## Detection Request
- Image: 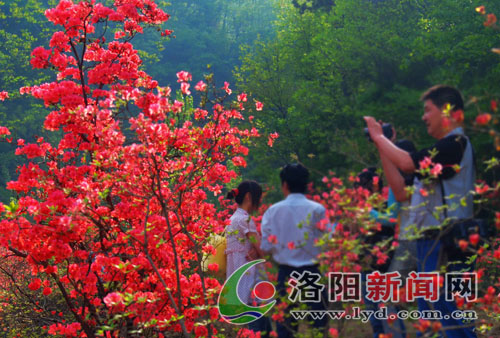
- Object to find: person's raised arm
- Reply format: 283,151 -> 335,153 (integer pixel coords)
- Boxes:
380,151 -> 409,202
364,116 -> 415,173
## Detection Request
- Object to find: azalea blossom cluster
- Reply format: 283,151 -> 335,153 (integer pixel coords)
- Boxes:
312,174 -> 393,274
0,1 -> 260,337
472,97 -> 500,152
476,5 -> 497,27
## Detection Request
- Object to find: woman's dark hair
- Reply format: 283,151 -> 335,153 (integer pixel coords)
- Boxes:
279,163 -> 309,193
395,139 -> 417,187
354,167 -> 383,193
227,180 -> 263,207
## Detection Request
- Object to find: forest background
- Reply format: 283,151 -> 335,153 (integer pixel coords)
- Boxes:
2,0 -> 500,200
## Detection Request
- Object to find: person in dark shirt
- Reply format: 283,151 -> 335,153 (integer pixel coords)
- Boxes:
364,85 -> 476,338
410,133 -> 468,179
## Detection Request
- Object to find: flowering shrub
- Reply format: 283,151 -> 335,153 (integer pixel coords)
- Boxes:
0,1 -> 260,337
312,174 -> 389,275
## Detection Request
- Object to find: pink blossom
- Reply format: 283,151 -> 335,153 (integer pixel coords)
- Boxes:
493,248 -> 500,260
232,156 -> 247,167
329,328 -> 339,338
430,163 -> 442,176
267,132 -> 279,147
181,82 -> 191,95
176,70 -> 192,83
267,235 -> 277,244
255,101 -> 263,111
287,241 -> 295,250
161,29 -> 173,37
19,87 -> 31,95
475,184 -> 489,194
15,143 -> 46,159
469,233 -> 480,246
207,263 -> 219,272
28,278 -> 42,291
194,108 -> 208,119
124,21 -> 143,34
195,326 -> 209,337
30,46 -> 51,69
172,100 -> 183,113
109,12 -> 125,21
49,31 -> 70,51
213,103 -> 223,112
48,322 -> 82,336
93,3 -> 114,21
103,292 -> 124,307
237,93 -> 247,102
0,91 -> 9,101
223,81 -> 232,95
114,31 -> 126,39
419,157 -> 432,169
476,113 -> 492,125
195,81 -> 207,91
316,219 -> 328,231
0,126 -> 10,136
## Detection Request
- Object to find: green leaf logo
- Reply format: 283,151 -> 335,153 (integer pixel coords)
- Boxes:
218,259 -> 276,324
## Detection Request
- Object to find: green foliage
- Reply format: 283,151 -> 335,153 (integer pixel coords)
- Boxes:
236,0 -> 500,188
140,0 -> 278,87
0,0 -> 56,202
292,0 -> 335,13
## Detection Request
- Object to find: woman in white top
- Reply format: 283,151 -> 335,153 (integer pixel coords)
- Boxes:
225,180 -> 264,304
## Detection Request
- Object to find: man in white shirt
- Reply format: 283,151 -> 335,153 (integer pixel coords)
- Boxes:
261,164 -> 328,338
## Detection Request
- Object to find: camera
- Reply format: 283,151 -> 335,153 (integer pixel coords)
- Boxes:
364,123 -> 393,142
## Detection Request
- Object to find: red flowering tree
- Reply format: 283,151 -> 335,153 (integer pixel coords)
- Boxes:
0,1 -> 259,337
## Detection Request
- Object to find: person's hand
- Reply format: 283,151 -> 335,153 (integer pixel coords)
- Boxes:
364,116 -> 383,142
246,247 -> 259,260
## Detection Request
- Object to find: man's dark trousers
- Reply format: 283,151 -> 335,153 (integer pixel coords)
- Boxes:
276,264 -> 327,338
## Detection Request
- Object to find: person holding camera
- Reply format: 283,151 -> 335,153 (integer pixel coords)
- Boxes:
364,85 -> 476,338
355,141 -> 416,338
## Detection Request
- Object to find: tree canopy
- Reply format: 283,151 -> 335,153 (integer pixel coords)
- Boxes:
236,0 -> 500,188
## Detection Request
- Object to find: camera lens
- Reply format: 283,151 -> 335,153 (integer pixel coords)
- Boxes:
364,123 -> 393,142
